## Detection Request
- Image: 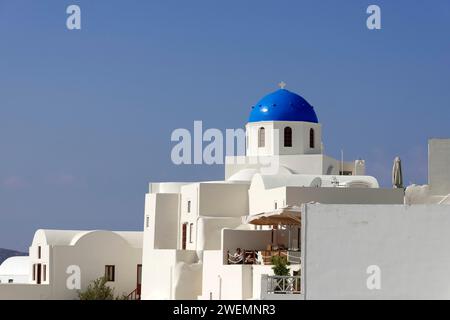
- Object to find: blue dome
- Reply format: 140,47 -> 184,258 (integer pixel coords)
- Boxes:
248,89 -> 319,123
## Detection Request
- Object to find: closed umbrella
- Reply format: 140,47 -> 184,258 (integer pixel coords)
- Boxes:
392,156 -> 403,189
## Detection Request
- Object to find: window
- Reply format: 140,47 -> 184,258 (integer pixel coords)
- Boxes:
187,200 -> 191,213
309,128 -> 315,148
284,127 -> 292,147
146,216 -> 150,228
274,202 -> 278,209
32,264 -> 36,281
189,223 -> 194,243
258,127 -> 265,148
38,246 -> 41,259
181,223 -> 188,250
8,279 -> 13,284
105,265 -> 115,282
42,265 -> 47,282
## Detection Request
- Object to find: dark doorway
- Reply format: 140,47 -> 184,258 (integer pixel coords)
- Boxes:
136,264 -> 142,298
36,264 -> 42,284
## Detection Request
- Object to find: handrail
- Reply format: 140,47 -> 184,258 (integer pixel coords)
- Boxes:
266,275 -> 301,294
227,251 -> 244,264
126,287 -> 141,300
227,249 -> 301,265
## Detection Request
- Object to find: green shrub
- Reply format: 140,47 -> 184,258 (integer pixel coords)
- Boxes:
271,255 -> 290,276
78,277 -> 116,300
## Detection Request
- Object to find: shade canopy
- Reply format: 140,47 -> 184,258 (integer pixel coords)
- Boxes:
243,206 -> 301,226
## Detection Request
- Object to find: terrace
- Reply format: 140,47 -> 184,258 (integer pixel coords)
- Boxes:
224,206 -> 301,266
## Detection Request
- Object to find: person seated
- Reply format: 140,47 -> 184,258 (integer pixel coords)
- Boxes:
228,248 -> 244,264
244,250 -> 256,264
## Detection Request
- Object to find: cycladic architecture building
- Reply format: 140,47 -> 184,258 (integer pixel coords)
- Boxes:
1,86 -> 450,299
0,230 -> 143,300
142,87 -> 450,300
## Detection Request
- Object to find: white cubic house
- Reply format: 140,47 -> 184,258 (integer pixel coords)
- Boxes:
0,230 -> 143,300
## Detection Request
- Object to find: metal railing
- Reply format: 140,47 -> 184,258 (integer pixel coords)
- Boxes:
126,287 -> 141,300
266,276 -> 301,294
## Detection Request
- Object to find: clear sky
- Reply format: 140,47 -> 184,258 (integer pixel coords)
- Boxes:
0,0 -> 449,251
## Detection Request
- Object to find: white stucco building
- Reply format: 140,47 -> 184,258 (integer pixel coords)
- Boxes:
142,86 -> 450,300
0,229 -> 143,300
0,256 -> 30,284
1,85 -> 450,300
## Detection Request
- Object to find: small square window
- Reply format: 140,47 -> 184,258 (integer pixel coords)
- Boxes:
105,265 -> 115,282
8,279 -> 13,284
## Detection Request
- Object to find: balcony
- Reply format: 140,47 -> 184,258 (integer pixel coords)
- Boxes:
260,275 -> 303,300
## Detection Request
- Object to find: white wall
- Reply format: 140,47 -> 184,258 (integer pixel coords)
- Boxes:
246,121 -> 322,156
302,203 -> 450,299
225,154 -> 361,179
13,230 -> 143,300
287,187 -> 404,206
197,217 -> 242,250
50,232 -> 142,299
199,183 -> 249,217
149,182 -> 190,194
429,139 -> 450,196
180,182 -> 249,250
249,186 -> 287,215
141,249 -> 200,300
180,184 -> 199,250
144,193 -> 180,250
0,275 -> 28,284
0,284 -> 51,300
200,251 -> 253,300
249,186 -> 403,216
29,243 -> 50,285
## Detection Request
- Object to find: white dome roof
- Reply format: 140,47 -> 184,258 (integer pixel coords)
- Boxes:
32,229 -> 143,248
0,256 -> 30,276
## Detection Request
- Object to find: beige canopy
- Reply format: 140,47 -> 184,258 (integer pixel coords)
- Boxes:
243,206 -> 302,226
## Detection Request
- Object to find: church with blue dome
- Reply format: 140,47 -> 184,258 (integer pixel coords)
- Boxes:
224,83 -> 366,178
244,85 -> 323,159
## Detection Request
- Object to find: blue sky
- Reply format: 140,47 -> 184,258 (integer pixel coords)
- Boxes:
0,0 -> 449,250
